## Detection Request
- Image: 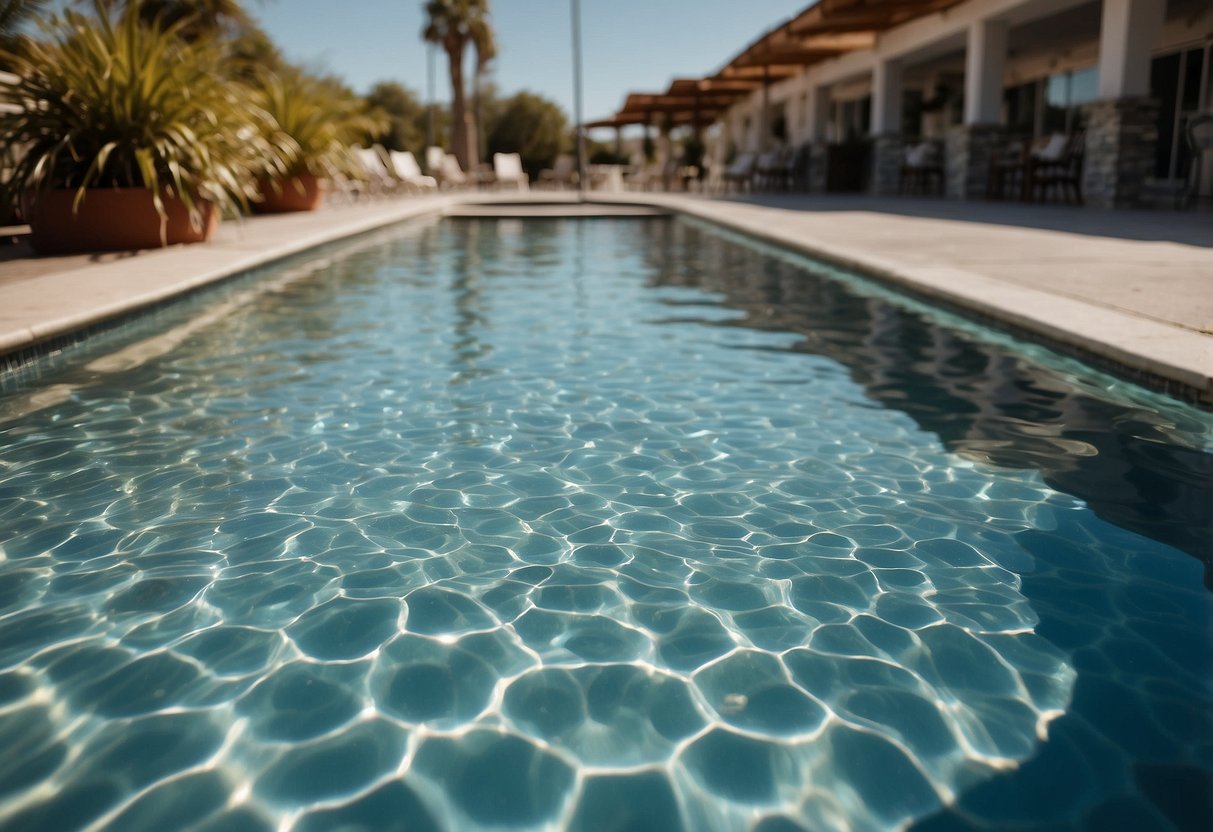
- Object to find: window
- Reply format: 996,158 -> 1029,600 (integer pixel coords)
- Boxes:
832,97 -> 871,142
1043,66 -> 1097,134
1004,81 -> 1038,136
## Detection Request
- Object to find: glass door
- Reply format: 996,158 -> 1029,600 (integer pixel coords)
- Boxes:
1151,45 -> 1211,183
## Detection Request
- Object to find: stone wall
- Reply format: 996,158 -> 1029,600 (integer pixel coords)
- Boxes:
945,125 -> 1003,200
1083,97 -> 1160,209
807,142 -> 829,193
871,134 -> 902,196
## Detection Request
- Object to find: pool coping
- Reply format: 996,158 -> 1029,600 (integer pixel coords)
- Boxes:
0,195 -> 462,373
1,191 -> 1209,407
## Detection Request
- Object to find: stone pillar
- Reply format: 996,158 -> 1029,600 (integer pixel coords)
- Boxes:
808,141 -> 829,192
1097,0 -> 1165,100
872,134 -> 902,196
964,19 -> 1008,127
761,66 -> 772,152
870,59 -> 903,196
1080,0 -> 1165,209
1083,97 -> 1160,208
946,124 -> 1004,199
871,59 -> 903,137
806,85 -> 831,145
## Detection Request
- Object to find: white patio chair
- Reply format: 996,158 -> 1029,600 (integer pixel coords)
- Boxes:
425,146 -> 446,177
440,153 -> 471,188
352,145 -> 402,196
388,150 -> 438,192
539,155 -> 576,189
626,163 -> 661,191
492,153 -> 529,191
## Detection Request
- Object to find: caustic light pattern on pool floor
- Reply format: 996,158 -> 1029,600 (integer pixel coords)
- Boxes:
0,219 -> 1209,831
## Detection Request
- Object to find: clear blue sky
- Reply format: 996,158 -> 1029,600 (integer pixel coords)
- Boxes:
251,1 -> 809,121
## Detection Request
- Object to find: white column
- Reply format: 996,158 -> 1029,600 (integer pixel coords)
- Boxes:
964,19 -> 1008,125
1097,0 -> 1165,99
807,85 -> 831,143
871,58 -> 903,135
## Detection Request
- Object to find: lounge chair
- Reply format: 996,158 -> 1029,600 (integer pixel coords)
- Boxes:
439,153 -> 471,189
388,150 -> 438,192
352,145 -> 402,196
425,146 -> 446,178
539,154 -> 576,189
492,153 -> 529,191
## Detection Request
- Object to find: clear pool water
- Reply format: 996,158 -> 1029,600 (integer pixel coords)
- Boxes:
0,217 -> 1209,832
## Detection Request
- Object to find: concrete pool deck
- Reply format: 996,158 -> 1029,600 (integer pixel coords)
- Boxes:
0,190 -> 1210,405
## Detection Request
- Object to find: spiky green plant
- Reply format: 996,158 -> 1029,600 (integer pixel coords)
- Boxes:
0,5 -> 281,227
253,68 -> 385,180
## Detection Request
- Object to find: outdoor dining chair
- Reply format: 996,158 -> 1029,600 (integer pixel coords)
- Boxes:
721,153 -> 756,193
1026,132 -> 1085,204
1183,113 -> 1213,209
898,139 -> 944,196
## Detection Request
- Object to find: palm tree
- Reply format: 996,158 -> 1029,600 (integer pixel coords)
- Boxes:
471,21 -> 495,166
422,0 -> 494,171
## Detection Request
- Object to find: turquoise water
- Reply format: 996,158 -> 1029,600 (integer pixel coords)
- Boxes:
0,217 -> 1209,831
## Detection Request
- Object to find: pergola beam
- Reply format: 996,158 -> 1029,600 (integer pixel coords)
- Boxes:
789,0 -> 963,37
597,0 -> 967,134
733,48 -> 852,69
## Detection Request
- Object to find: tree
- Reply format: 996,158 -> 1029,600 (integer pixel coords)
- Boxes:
0,0 -> 48,61
85,0 -> 257,41
364,81 -> 435,155
470,19 -> 495,166
422,0 -> 493,170
485,91 -> 568,181
225,21 -> 283,80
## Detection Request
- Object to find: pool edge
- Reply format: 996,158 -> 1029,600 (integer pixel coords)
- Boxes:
591,193 -> 1213,409
0,196 -> 466,377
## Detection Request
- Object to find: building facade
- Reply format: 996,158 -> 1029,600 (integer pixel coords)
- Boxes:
720,0 -> 1212,208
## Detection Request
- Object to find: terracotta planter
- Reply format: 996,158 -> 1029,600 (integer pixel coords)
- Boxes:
255,174 -> 327,214
27,188 -> 218,254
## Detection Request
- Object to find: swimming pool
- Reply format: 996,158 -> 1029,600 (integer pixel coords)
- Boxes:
0,216 -> 1209,831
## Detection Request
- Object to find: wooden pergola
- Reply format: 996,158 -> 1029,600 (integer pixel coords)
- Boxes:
584,1 -> 966,137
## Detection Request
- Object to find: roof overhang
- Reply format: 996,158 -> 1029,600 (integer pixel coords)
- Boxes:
591,0 -> 967,129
